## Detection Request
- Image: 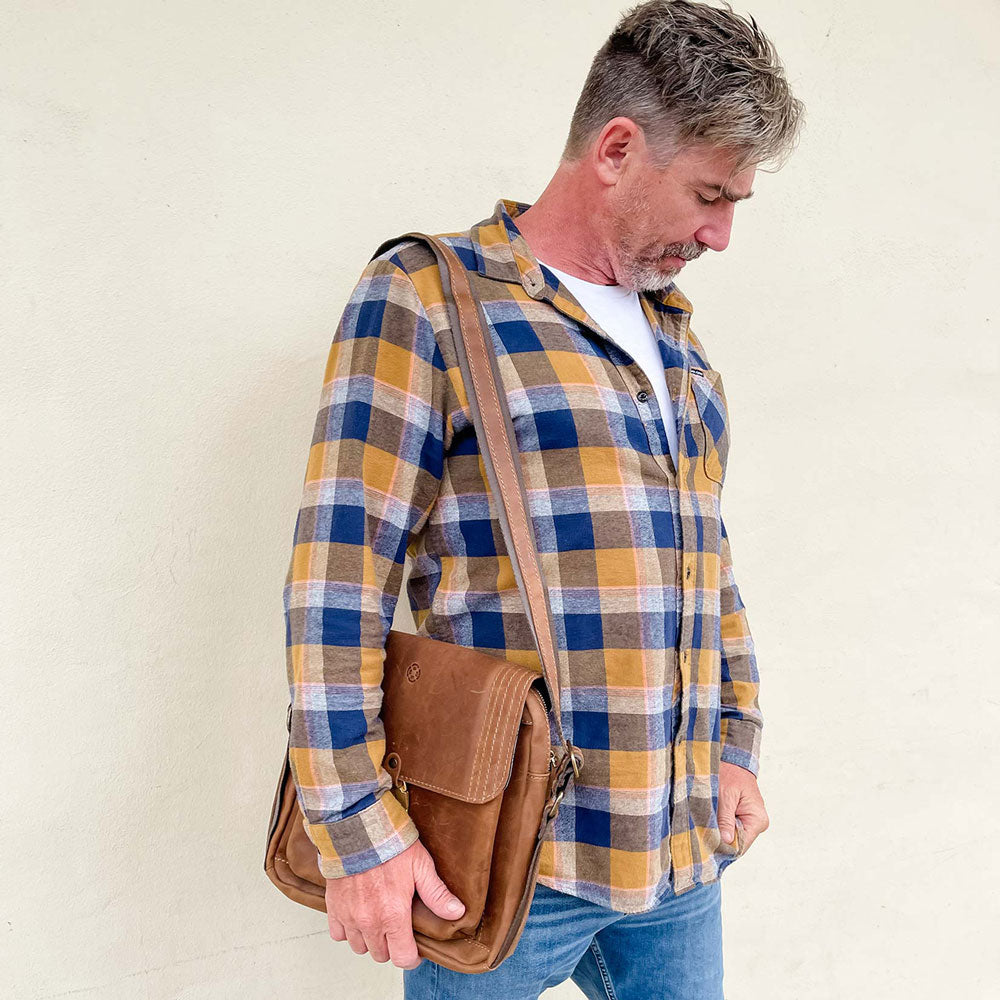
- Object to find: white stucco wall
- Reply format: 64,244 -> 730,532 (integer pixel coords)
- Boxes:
2,2 -> 997,997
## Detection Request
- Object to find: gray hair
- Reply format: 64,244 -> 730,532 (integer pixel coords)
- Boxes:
562,0 -> 805,177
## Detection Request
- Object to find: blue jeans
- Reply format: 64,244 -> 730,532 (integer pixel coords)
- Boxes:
402,877 -> 724,999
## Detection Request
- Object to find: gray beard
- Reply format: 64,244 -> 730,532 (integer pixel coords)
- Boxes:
619,258 -> 683,293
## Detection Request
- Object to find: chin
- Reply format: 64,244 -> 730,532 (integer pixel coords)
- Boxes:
627,266 -> 678,294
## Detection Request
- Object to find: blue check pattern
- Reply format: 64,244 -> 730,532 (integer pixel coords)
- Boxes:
283,198 -> 762,913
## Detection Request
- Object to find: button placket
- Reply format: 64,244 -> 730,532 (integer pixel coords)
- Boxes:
633,383 -> 675,481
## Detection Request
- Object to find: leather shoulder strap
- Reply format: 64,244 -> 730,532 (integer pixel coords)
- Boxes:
368,233 -> 572,757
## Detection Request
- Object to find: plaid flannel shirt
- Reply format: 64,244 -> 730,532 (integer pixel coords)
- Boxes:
283,198 -> 763,913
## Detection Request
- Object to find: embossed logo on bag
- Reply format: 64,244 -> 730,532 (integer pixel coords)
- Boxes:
406,661 -> 421,683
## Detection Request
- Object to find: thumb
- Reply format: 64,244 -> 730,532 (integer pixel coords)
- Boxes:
413,851 -> 466,920
718,810 -> 736,846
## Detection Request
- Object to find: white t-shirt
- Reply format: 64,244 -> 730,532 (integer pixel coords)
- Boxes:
537,258 -> 679,469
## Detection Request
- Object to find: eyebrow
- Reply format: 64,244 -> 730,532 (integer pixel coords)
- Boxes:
701,182 -> 754,202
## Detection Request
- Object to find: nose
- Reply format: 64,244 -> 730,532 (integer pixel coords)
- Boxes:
695,202 -> 736,253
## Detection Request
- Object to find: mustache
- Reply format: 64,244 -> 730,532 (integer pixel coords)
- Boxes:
661,245 -> 705,261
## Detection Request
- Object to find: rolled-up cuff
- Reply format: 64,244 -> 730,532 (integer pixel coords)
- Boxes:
305,788 -> 421,879
719,716 -> 761,778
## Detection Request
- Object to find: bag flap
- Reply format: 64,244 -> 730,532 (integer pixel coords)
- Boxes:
380,630 -> 545,804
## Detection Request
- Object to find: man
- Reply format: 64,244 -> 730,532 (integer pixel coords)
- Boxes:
282,1 -> 803,996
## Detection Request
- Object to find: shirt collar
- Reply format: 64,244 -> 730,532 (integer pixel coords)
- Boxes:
469,197 -> 694,317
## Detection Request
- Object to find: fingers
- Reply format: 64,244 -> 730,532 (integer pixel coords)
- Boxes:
338,916 -> 420,969
345,925 -> 368,956
384,914 -> 423,970
362,929 -> 390,964
737,805 -> 769,850
717,774 -> 743,845
349,913 -> 391,962
335,907 -> 421,968
322,843 -> 433,969
718,760 -> 769,852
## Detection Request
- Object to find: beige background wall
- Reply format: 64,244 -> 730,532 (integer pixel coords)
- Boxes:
2,2 -> 997,997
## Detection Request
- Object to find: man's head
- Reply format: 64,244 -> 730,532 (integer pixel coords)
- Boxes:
520,0 -> 804,293
603,135 -> 759,291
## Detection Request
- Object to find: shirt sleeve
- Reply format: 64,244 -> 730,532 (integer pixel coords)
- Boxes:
717,516 -> 764,777
282,250 -> 450,878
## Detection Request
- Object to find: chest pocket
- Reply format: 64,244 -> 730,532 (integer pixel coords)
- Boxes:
690,367 -> 730,487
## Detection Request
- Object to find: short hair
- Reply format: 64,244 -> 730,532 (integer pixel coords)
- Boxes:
562,0 -> 805,178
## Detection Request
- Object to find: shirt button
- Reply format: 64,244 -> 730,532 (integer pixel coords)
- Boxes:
636,389 -> 649,403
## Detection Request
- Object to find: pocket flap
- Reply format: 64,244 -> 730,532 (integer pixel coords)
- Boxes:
380,630 -> 546,804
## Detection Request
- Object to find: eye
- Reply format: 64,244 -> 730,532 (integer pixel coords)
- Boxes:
697,193 -> 718,206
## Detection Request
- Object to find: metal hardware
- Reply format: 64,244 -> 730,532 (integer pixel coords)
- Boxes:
551,745 -> 583,779
546,788 -> 565,820
390,778 -> 409,811
385,752 -> 408,810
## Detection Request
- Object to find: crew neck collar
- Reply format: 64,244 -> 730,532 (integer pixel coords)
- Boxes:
536,257 -> 635,298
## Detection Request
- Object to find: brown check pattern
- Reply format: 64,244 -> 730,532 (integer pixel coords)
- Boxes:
283,198 -> 762,912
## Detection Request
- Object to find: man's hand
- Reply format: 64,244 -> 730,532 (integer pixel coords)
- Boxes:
718,760 -> 769,852
325,839 -> 466,970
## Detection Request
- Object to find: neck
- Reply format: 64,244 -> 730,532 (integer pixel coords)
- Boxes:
512,166 -> 619,285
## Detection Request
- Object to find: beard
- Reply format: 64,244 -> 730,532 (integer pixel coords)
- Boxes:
611,173 -> 700,293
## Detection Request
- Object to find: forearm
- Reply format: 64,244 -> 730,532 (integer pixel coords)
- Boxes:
284,555 -> 421,878
718,520 -> 763,776
283,252 -> 448,877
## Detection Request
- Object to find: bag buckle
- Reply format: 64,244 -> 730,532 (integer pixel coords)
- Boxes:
561,744 -> 583,779
546,787 -> 565,820
545,744 -> 584,820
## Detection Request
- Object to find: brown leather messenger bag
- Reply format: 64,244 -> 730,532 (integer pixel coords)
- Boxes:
264,231 -> 585,974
